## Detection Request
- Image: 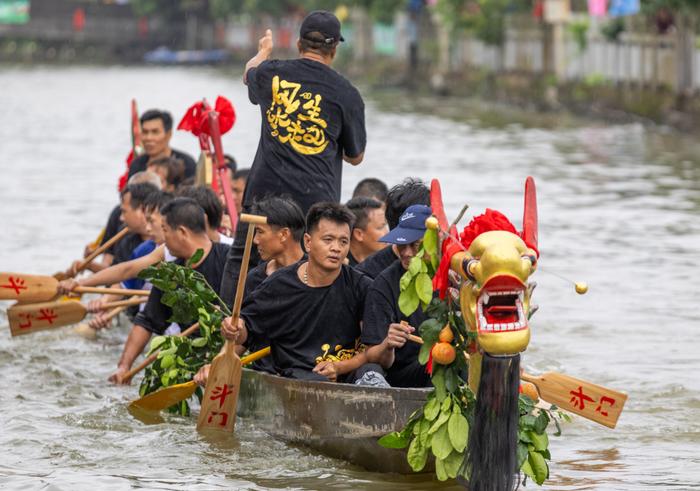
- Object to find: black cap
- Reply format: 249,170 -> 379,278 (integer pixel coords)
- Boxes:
300,10 -> 344,45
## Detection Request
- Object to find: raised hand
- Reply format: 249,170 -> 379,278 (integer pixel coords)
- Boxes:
259,29 -> 273,53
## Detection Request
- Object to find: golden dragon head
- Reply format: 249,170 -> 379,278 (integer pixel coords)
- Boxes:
450,177 -> 538,359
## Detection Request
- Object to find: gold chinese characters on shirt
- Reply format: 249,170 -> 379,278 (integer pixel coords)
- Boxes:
266,75 -> 329,155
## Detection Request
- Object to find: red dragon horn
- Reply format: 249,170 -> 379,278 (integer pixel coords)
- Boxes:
430,179 -> 449,231
522,176 -> 538,255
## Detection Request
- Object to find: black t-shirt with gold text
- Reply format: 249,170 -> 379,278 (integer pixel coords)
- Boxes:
241,262 -> 371,378
245,58 -> 366,213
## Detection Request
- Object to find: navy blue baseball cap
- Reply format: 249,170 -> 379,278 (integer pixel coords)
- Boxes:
379,205 -> 432,245
300,10 -> 345,44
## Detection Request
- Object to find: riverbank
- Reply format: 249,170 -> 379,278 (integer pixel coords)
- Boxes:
346,56 -> 700,134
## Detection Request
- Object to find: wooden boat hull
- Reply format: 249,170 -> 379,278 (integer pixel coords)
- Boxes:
237,368 -> 430,473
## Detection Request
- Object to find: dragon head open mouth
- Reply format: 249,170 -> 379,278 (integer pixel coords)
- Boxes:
452,230 -> 536,356
477,276 -> 527,334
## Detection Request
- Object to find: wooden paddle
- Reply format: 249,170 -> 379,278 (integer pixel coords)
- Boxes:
197,213 -> 266,432
8,297 -> 145,336
0,272 -> 148,303
129,347 -> 271,412
54,227 -> 130,281
406,332 -> 626,428
521,372 -> 627,429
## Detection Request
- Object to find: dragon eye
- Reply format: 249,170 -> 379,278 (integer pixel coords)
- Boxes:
463,258 -> 479,282
522,254 -> 537,272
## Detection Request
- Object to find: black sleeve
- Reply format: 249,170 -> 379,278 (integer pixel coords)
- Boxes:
127,154 -> 148,179
246,65 -> 263,105
240,284 -> 269,348
361,281 -> 396,346
134,288 -> 173,336
339,88 -> 366,158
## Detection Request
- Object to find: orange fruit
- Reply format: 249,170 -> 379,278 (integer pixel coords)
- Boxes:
438,325 -> 454,343
431,342 -> 456,365
520,382 -> 539,402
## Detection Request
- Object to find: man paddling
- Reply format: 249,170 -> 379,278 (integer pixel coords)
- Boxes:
69,172 -> 162,276
108,198 -> 229,384
346,196 -> 388,266
194,196 -> 306,384
127,109 -> 197,180
220,10 -> 367,306
223,202 -> 371,382
356,178 -> 430,279
362,205 -> 433,388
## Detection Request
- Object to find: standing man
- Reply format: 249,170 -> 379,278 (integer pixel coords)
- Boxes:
221,10 -> 367,306
128,109 -> 197,179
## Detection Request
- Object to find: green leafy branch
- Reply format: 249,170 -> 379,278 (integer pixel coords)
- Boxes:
398,227 -> 439,317
385,223 -> 565,485
518,394 -> 570,485
379,389 -> 474,480
136,249 -> 229,415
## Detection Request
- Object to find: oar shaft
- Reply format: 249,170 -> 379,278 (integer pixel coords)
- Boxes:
102,305 -> 127,322
75,286 -> 149,296
241,346 -> 270,365
123,322 -> 201,382
101,297 -> 147,310
76,227 -> 130,275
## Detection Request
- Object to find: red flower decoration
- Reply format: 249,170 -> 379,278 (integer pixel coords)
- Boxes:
433,209 -> 518,299
177,96 -> 236,137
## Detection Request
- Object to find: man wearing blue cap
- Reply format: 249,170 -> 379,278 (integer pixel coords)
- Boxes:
361,204 -> 433,388
220,10 -> 367,307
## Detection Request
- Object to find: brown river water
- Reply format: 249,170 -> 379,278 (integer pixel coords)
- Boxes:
0,66 -> 699,490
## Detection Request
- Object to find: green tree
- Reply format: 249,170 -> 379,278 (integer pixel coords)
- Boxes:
434,0 -> 532,46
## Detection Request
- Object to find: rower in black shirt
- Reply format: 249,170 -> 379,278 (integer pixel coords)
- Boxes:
362,204 -> 434,388
194,196 -> 306,383
109,198 -> 229,384
127,109 -> 197,179
356,178 -> 430,279
346,196 -> 388,267
222,202 -> 371,382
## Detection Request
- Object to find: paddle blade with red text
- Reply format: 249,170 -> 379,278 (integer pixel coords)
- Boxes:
521,371 -> 627,428
196,345 -> 242,432
0,272 -> 59,303
8,300 -> 87,336
7,297 -> 145,336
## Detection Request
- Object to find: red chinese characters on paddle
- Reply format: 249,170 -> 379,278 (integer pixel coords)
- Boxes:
569,385 -> 617,416
18,312 -> 33,329
569,385 -> 595,410
207,411 -> 229,427
1,276 -> 28,296
210,384 -> 235,408
204,384 -> 236,427
36,308 -> 58,324
595,396 -> 616,417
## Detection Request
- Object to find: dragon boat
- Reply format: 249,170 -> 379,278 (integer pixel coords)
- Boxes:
237,368 -> 430,474
237,177 -> 544,485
